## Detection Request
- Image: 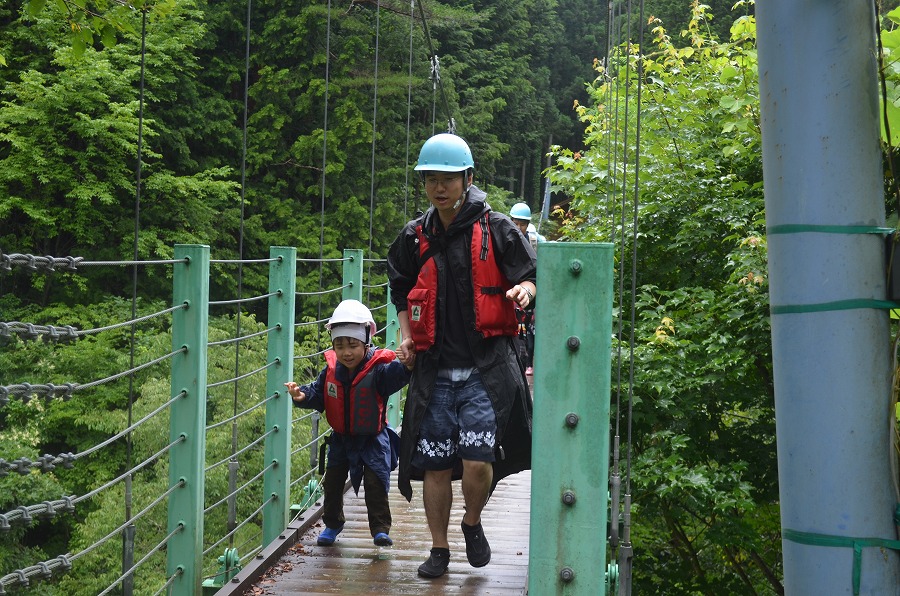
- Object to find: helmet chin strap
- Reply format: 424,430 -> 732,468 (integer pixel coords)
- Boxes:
452,172 -> 471,210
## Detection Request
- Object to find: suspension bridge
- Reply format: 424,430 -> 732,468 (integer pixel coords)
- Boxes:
1,242 -> 615,596
7,1 -> 900,595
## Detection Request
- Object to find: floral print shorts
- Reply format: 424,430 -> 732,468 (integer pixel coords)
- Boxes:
412,367 -> 497,470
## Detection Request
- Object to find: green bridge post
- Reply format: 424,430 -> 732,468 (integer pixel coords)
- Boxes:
262,247 -> 297,546
528,242 -> 614,595
385,288 -> 402,429
168,244 -> 210,595
342,249 -> 363,303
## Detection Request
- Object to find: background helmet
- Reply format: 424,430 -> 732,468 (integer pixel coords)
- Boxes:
414,133 -> 474,172
327,299 -> 377,344
510,202 -> 532,220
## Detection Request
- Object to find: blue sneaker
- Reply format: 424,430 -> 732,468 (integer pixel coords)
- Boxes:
317,524 -> 344,546
373,532 -> 393,546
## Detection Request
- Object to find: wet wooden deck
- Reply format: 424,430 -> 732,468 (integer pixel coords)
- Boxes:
217,470 -> 531,595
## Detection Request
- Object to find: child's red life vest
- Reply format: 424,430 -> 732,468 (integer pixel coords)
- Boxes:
408,213 -> 518,351
323,348 -> 396,435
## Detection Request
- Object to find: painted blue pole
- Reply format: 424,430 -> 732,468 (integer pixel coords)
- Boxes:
757,2 -> 900,592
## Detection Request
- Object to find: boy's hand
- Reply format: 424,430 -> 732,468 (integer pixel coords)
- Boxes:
283,382 -> 306,404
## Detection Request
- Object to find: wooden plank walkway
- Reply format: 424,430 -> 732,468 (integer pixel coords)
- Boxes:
217,470 -> 531,595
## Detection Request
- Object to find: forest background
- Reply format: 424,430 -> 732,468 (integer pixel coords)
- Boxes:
4,0 -> 900,593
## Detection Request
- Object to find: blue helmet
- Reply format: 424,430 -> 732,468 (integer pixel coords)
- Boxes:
510,202 -> 532,220
415,133 -> 474,172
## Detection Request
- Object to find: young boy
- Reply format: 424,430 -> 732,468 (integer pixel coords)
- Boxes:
284,299 -> 413,547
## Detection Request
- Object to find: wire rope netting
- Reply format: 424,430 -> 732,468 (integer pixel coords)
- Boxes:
0,249 -> 399,594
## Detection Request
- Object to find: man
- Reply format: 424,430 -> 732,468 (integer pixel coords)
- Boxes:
509,202 -> 546,249
387,133 -> 536,579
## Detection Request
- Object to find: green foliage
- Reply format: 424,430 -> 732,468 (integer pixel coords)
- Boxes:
1,295 -> 333,594
22,0 -> 177,59
0,0 -> 243,308
549,2 -> 781,591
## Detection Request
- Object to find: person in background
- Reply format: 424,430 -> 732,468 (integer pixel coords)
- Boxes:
509,202 -> 542,376
509,202 -> 546,250
284,299 -> 411,548
387,132 -> 536,579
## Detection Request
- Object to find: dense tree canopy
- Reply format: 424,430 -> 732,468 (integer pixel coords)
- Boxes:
548,3 -> 776,592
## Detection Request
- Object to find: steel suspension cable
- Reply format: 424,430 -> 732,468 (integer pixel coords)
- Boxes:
230,0 -> 254,551
613,6 -> 637,593
367,0 -> 382,305
122,10 -> 149,595
607,0 -> 623,553
415,0 -> 454,132
404,0 -> 415,219
604,1 -> 617,233
317,0 -> 334,340
618,2 -> 645,593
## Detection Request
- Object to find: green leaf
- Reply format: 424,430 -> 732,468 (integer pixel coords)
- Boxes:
881,28 -> 900,51
101,24 -> 117,48
25,0 -> 47,17
71,34 -> 86,58
881,99 -> 900,145
719,65 -> 738,83
888,6 -> 900,25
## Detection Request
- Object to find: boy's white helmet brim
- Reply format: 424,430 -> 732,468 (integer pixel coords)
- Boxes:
327,299 -> 377,341
329,323 -> 370,343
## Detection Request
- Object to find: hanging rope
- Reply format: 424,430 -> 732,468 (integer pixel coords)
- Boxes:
122,9 -> 149,595
366,0 -> 382,305
606,0 -> 623,557
404,0 -> 415,219
430,55 -> 439,135
317,0 -> 334,341
228,0 -> 255,550
415,0 -> 455,133
620,1 -> 645,593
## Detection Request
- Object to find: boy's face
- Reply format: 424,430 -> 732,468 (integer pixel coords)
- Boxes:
332,336 -> 367,372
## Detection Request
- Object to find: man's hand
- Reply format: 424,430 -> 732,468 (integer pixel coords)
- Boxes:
283,382 -> 306,404
397,337 -> 416,370
506,282 -> 535,309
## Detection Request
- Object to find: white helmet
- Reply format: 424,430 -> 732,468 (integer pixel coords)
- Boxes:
327,299 -> 377,344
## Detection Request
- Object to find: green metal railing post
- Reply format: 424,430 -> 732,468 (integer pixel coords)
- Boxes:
342,249 -> 364,303
528,242 -> 614,595
385,288 -> 402,428
167,245 -> 210,595
262,247 -> 296,546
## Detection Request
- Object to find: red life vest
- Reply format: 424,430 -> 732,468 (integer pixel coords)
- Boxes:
408,213 -> 518,351
323,348 -> 396,435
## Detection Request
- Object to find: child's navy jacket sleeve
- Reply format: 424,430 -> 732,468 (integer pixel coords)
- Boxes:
376,359 -> 412,399
294,365 -> 327,412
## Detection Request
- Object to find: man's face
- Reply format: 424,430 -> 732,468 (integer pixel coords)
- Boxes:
423,171 -> 467,220
512,217 -> 529,236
